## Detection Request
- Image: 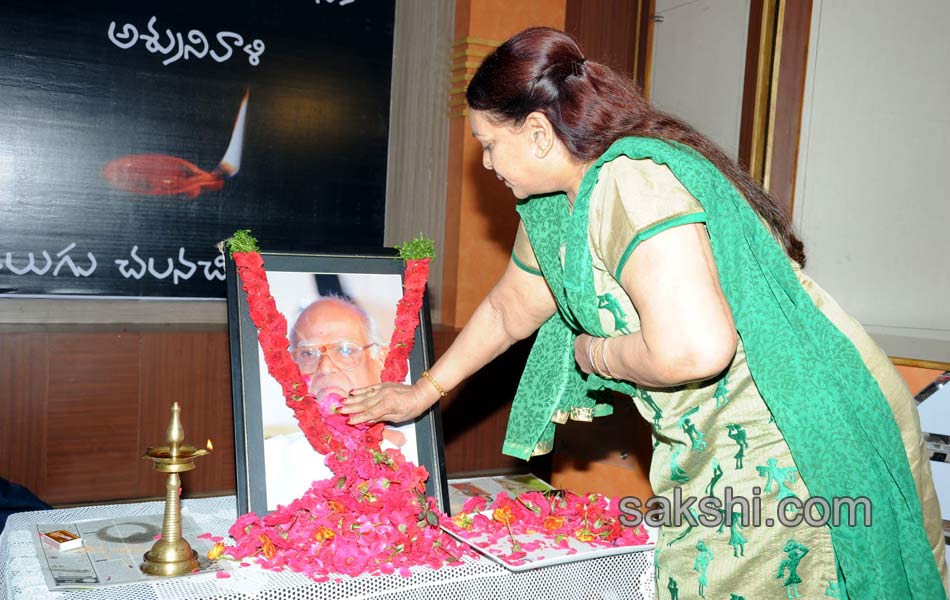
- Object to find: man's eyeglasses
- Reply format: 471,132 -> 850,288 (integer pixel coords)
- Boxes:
290,341 -> 377,371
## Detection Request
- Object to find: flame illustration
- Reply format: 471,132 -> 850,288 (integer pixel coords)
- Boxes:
206,439 -> 214,452
102,89 -> 249,198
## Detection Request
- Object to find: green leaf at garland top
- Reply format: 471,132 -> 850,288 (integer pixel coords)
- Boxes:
394,235 -> 435,263
226,229 -> 260,255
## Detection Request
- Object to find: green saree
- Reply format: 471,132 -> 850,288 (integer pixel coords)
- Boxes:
505,136 -> 945,599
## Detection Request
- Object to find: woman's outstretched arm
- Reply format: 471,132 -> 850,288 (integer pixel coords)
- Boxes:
342,259 -> 556,424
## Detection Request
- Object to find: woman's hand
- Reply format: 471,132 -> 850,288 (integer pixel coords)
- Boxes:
574,333 -> 597,375
340,382 -> 436,425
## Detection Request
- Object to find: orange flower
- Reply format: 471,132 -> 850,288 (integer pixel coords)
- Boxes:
574,529 -> 595,543
492,506 -> 514,525
313,527 -> 336,542
328,500 -> 345,513
259,534 -> 277,560
451,513 -> 473,530
542,516 -> 565,531
207,542 -> 226,561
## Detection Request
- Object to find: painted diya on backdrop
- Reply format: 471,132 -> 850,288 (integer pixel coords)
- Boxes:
101,89 -> 248,199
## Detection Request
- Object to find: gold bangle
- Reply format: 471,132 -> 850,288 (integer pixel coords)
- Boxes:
420,370 -> 447,398
600,337 -> 614,379
592,337 -> 606,377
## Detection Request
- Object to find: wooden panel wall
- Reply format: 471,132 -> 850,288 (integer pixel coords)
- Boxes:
139,333 -> 236,497
0,327 -> 535,506
565,0 -> 642,75
0,334 -> 48,495
433,326 -> 550,478
46,333 -> 142,503
0,330 -> 235,506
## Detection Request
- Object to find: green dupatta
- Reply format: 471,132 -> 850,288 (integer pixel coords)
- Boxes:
505,136 -> 944,599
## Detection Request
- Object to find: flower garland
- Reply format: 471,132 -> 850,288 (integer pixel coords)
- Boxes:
215,230 -> 650,581
220,230 -> 471,580
380,235 -> 434,383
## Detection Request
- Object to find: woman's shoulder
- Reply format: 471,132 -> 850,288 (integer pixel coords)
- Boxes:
599,153 -> 666,177
595,153 -> 694,200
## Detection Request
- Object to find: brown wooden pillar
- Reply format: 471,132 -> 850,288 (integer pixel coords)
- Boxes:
442,0 -> 568,330
738,0 -> 813,217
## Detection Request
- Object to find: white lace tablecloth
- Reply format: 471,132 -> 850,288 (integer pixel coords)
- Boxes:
0,496 -> 655,600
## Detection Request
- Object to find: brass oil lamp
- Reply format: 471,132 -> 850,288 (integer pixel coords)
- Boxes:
140,402 -> 212,576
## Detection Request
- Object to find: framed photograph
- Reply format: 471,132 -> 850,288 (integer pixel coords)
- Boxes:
226,249 -> 449,516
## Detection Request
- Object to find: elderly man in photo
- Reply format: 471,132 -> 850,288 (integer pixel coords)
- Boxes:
264,296 -> 411,509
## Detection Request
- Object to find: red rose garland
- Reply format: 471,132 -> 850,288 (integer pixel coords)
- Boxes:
222,231 -> 471,580
380,236 -> 434,383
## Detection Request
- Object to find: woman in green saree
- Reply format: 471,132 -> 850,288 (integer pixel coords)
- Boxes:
343,27 -> 947,599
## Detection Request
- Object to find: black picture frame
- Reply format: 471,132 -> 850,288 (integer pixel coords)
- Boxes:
225,249 -> 449,516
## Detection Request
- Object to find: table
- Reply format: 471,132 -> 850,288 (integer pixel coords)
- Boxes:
1,496 -> 655,600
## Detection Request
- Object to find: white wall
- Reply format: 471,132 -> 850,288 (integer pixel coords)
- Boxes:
795,0 -> 950,360
650,0 -> 750,160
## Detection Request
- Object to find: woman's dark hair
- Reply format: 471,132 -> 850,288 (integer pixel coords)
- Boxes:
466,27 -> 806,266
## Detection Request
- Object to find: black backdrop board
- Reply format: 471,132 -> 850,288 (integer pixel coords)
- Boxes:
0,0 -> 395,298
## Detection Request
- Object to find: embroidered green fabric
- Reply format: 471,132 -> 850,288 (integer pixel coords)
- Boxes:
504,136 -> 944,599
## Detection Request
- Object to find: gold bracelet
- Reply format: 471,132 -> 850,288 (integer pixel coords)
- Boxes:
600,337 -> 614,379
420,370 -> 447,398
592,337 -> 606,377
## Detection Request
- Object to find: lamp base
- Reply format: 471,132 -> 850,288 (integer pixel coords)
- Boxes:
140,538 -> 199,577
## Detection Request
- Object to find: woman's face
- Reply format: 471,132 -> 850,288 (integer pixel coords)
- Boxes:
469,109 -> 550,199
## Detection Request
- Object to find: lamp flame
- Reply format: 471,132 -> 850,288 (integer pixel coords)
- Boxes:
206,439 -> 214,452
